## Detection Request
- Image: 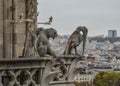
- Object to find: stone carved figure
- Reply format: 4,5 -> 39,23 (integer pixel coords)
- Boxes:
22,27 -> 44,56
35,28 -> 58,57
52,58 -> 68,81
63,26 -> 88,56
22,32 -> 34,57
42,58 -> 67,86
22,0 -> 37,57
23,27 -> 57,58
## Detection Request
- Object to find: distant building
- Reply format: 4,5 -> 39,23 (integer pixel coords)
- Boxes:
95,35 -> 104,38
108,30 -> 117,38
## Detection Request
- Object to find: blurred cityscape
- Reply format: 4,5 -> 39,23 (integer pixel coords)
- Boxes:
50,30 -> 120,75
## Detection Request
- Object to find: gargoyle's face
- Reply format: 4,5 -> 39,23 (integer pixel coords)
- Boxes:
49,28 -> 58,39
76,26 -> 88,35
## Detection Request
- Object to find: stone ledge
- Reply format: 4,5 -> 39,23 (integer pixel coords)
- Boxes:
0,56 -> 52,62
57,55 -> 80,58
0,56 -> 52,70
49,81 -> 75,86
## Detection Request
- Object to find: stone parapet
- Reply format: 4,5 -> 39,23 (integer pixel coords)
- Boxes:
0,57 -> 52,86
49,81 -> 75,86
0,55 -> 81,86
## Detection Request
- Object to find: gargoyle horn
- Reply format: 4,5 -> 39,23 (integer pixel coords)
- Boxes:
76,26 -> 88,56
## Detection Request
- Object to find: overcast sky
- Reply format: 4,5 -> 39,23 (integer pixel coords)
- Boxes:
37,0 -> 120,36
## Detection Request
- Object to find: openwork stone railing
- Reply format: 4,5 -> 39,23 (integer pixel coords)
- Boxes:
74,74 -> 94,86
49,55 -> 82,86
0,57 -> 52,86
0,55 -> 82,86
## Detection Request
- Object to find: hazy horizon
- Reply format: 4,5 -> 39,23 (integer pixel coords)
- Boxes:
37,0 -> 120,36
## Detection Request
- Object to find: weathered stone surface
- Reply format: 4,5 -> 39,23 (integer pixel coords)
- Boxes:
0,0 -> 79,86
0,0 -> 3,7
49,81 -> 75,86
0,45 -> 3,58
4,32 -> 12,44
0,35 -> 3,46
0,1 -> 3,59
0,21 -> 3,58
16,23 -> 26,34
0,0 -> 3,20
0,57 -> 52,86
3,44 -> 13,59
0,0 -> 37,58
0,54 -> 78,86
0,21 -> 3,33
0,7 -> 3,20
17,34 -> 25,44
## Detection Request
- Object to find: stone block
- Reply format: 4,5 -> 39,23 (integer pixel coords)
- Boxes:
0,0 -> 3,7
0,7 -> 3,20
16,34 -> 25,57
0,44 -> 3,59
17,34 -> 25,45
16,44 -> 24,57
0,33 -> 3,45
17,0 -> 26,9
4,32 -> 12,44
4,44 -> 13,59
49,81 -> 75,86
16,23 -> 26,33
4,20 -> 13,33
0,21 -> 3,33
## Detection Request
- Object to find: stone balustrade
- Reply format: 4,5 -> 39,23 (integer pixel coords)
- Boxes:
0,57 -> 52,86
0,55 -> 82,86
74,74 -> 94,86
74,74 -> 94,82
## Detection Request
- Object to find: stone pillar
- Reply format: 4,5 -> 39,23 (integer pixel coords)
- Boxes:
0,0 -> 4,59
13,0 -> 26,58
13,0 -> 37,57
22,0 -> 37,56
1,0 -> 37,59
3,0 -> 13,59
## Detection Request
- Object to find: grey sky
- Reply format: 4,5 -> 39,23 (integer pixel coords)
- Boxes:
37,0 -> 120,36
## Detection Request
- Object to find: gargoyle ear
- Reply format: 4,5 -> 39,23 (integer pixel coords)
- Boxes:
83,26 -> 86,29
83,26 -> 88,35
49,28 -> 53,30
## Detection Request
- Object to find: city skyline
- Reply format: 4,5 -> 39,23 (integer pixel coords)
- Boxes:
37,0 -> 120,36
